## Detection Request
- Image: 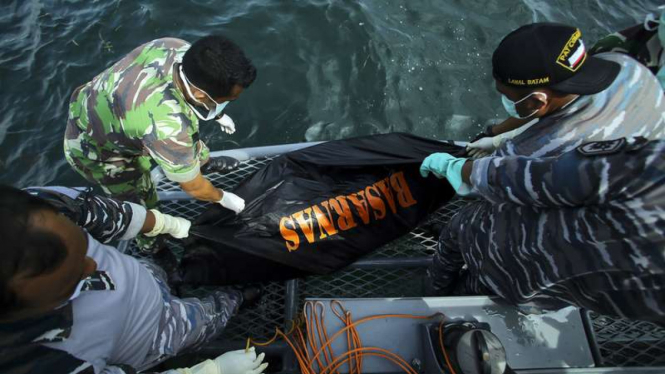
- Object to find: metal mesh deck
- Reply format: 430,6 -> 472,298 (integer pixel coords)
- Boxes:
132,156 -> 665,368
299,267 -> 427,299
590,313 -> 665,367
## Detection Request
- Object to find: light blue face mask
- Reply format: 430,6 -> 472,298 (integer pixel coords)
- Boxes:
501,92 -> 547,119
179,66 -> 229,121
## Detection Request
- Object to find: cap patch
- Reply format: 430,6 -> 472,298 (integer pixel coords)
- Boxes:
556,29 -> 587,72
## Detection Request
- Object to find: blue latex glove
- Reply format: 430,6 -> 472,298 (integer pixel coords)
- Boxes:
419,153 -> 471,195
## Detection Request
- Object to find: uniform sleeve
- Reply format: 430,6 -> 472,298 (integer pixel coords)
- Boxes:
100,365 -> 182,374
552,272 -> 665,325
589,16 -> 662,73
471,138 -> 663,207
25,187 -> 146,243
142,109 -> 203,184
198,140 -> 210,164
77,192 -> 147,242
99,365 -> 138,374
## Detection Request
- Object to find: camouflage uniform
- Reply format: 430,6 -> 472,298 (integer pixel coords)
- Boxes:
430,52 -> 665,319
24,186 -> 146,243
0,187 -> 241,374
64,38 -> 210,251
430,138 -> 665,323
590,12 -> 663,75
487,52 -> 665,160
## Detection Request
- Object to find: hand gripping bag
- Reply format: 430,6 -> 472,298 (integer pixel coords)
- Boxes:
181,132 -> 464,285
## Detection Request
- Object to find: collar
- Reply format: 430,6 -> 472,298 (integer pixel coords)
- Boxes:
62,270 -> 117,305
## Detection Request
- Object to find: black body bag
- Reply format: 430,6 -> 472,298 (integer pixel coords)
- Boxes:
181,133 -> 464,285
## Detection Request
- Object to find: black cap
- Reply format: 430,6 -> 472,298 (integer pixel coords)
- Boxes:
492,23 -> 620,95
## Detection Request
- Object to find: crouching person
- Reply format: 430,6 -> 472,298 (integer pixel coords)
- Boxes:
0,186 -> 263,373
421,138 -> 665,323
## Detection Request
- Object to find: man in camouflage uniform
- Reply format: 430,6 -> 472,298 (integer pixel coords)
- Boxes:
0,186 -> 262,374
423,137 -> 665,323
590,9 -> 663,76
64,36 -> 255,251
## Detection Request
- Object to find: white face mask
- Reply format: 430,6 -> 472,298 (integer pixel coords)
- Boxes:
179,66 -> 229,121
501,92 -> 547,119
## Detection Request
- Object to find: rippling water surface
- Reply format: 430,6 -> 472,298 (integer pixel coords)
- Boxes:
0,0 -> 660,186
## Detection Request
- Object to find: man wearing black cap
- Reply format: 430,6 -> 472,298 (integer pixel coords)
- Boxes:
466,22 -> 665,158
423,137 -> 665,323
423,23 -> 665,321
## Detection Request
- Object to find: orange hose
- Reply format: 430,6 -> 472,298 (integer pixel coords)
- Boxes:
315,302 -> 340,374
330,301 -> 356,374
295,323 -> 312,366
314,302 -> 336,373
320,348 -> 418,374
278,328 -> 314,374
332,303 -> 359,374
343,311 -> 363,374
305,303 -> 325,372
308,312 -> 440,367
246,300 -> 448,374
438,319 -> 457,374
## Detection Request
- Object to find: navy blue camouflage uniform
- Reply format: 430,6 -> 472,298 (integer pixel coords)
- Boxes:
429,138 -> 665,324
0,188 -> 242,374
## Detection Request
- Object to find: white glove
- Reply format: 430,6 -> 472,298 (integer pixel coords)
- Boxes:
215,347 -> 268,374
467,118 -> 540,159
175,348 -> 268,374
467,118 -> 541,159
466,137 -> 496,159
145,209 -> 191,238
216,114 -> 236,134
219,191 -> 245,214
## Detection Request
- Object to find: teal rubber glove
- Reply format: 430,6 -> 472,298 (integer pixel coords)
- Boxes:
419,153 -> 471,195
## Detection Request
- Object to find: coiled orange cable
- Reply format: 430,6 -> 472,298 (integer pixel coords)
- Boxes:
247,300 -> 457,374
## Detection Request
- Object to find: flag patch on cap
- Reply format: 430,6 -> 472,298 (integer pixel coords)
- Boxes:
556,29 -> 587,72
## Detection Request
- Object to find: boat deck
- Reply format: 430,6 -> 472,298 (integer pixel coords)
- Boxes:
124,146 -> 665,372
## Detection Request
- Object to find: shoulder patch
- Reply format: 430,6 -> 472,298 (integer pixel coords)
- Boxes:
576,138 -> 626,157
81,271 -> 116,292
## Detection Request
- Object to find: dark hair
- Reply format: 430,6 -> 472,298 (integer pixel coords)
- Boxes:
182,35 -> 257,98
0,185 -> 68,317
